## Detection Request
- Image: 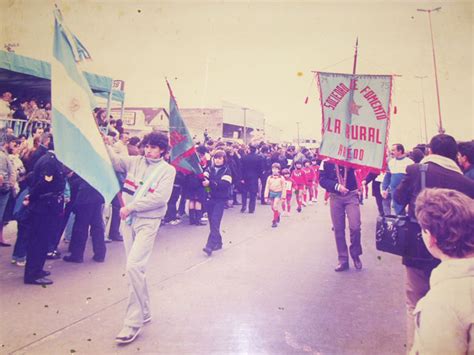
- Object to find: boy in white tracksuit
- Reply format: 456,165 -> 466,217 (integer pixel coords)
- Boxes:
107,132 -> 175,344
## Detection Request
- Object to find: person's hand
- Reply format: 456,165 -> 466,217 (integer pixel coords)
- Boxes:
202,179 -> 210,187
0,175 -> 4,185
265,198 -> 270,204
120,207 -> 131,220
23,195 -> 30,206
102,134 -> 112,145
381,190 -> 389,199
338,185 -> 349,195
64,197 -> 71,204
362,180 -> 367,186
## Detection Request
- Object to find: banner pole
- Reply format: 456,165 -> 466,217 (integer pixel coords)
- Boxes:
105,78 -> 113,134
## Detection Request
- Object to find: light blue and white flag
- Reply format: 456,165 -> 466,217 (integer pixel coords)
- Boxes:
52,8 -> 119,203
316,72 -> 392,172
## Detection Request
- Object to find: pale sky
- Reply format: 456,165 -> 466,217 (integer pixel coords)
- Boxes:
2,0 -> 473,146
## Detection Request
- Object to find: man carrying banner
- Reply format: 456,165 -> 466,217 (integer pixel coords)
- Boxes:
315,71 -> 392,272
106,132 -> 175,344
320,161 -> 362,271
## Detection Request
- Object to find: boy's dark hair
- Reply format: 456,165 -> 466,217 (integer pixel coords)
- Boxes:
415,188 -> 474,258
271,162 -> 281,170
458,141 -> 474,164
393,143 -> 405,154
409,148 -> 424,163
429,134 -> 458,162
142,132 -> 169,154
281,168 -> 290,175
128,136 -> 140,146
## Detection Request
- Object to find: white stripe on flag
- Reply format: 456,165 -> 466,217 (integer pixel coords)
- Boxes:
51,58 -> 109,162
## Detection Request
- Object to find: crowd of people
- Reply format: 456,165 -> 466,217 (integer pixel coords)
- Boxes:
0,91 -> 51,137
0,87 -> 473,350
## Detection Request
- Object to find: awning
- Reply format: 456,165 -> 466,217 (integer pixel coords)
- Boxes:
0,50 -> 125,103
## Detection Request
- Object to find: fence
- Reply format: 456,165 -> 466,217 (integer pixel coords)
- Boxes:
0,118 -> 51,137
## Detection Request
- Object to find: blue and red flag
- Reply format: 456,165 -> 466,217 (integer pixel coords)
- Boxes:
166,80 -> 204,175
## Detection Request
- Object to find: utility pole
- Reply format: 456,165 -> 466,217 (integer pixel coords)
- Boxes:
413,100 -> 424,143
296,121 -> 301,147
242,107 -> 249,144
417,7 -> 444,133
415,75 -> 428,143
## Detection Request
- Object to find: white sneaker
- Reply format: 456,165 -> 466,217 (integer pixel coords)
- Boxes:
169,219 -> 181,225
115,326 -> 141,344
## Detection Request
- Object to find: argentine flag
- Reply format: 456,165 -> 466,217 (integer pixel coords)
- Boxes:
52,9 -> 119,203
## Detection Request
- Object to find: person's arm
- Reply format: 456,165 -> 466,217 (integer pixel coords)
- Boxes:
264,176 -> 271,199
126,166 -> 176,213
393,165 -> 416,207
319,162 -> 339,193
280,178 -> 287,199
105,144 -> 132,174
210,168 -> 233,196
411,301 -> 468,355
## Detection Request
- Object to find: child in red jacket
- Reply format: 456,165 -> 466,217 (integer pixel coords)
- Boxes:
311,158 -> 320,202
302,160 -> 316,204
281,168 -> 294,215
291,161 -> 306,212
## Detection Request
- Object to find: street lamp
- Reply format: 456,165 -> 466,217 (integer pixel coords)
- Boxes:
242,107 -> 249,144
415,75 -> 428,143
417,7 -> 444,134
413,100 -> 424,143
296,121 -> 301,147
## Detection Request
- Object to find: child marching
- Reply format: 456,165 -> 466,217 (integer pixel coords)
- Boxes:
264,163 -> 286,228
281,168 -> 294,216
311,158 -> 320,203
302,160 -> 316,204
291,160 -> 306,212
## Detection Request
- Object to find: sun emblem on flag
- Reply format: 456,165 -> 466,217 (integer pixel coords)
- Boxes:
69,98 -> 81,114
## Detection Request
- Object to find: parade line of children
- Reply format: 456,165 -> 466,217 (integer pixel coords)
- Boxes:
264,159 -> 321,227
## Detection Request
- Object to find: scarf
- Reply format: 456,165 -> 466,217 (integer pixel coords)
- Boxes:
420,154 -> 462,175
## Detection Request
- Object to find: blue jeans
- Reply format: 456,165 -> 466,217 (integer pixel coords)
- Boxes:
12,221 -> 30,261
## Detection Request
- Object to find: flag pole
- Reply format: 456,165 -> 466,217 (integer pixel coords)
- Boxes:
341,37 -> 359,184
105,78 -> 114,135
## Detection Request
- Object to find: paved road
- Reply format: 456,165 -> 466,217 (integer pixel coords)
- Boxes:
0,195 -> 407,354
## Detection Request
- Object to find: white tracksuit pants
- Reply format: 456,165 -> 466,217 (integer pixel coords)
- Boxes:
121,217 -> 161,328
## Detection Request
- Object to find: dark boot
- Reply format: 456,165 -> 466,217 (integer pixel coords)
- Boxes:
189,209 -> 196,225
195,210 -> 206,226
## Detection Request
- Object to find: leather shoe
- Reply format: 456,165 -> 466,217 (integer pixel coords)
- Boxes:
93,255 -> 105,262
40,270 -> 51,277
212,244 -> 222,251
63,255 -> 83,263
352,256 -> 363,270
202,247 -> 213,256
334,262 -> 349,272
240,208 -> 246,213
25,277 -> 53,285
110,235 -> 123,242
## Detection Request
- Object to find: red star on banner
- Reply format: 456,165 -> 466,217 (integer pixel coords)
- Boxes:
349,100 -> 362,115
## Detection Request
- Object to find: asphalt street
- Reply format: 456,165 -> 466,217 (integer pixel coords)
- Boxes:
0,193 -> 406,355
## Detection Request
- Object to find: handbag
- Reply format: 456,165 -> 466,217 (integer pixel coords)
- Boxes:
375,164 -> 433,261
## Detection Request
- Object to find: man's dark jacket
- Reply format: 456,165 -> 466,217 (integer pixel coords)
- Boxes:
394,161 -> 474,270
320,162 -> 358,194
28,151 -> 66,215
241,152 -> 263,192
